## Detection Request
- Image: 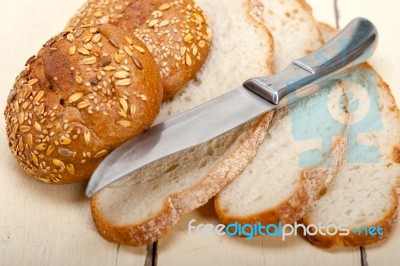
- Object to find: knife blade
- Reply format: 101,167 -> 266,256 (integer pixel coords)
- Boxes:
86,17 -> 378,197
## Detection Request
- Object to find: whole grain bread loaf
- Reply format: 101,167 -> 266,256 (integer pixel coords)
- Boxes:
5,24 -> 163,184
5,0 -> 211,184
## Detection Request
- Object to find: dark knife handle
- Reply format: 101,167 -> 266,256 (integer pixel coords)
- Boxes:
243,17 -> 378,105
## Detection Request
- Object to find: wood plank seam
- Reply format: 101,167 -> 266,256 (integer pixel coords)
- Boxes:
145,242 -> 158,266
115,244 -> 120,266
334,0 -> 340,28
360,246 -> 369,266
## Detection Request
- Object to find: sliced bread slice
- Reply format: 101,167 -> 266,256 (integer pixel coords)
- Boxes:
90,0 -> 275,246
215,82 -> 348,225
247,0 -> 323,72
155,0 -> 274,123
302,25 -> 400,248
214,0 -> 347,225
303,63 -> 400,247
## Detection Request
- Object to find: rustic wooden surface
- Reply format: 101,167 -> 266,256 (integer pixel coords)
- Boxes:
0,0 -> 399,265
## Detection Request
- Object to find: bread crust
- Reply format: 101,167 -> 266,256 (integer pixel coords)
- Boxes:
302,191 -> 399,248
91,195 -> 180,245
4,24 -> 163,184
245,0 -> 276,74
67,0 -> 211,100
91,113 -> 274,246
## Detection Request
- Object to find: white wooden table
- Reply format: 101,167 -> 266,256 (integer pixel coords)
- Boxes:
0,0 -> 399,265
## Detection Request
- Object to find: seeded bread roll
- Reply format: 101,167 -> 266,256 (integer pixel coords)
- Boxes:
67,0 -> 211,100
4,24 -> 163,184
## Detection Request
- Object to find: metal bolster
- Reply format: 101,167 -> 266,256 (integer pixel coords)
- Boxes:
243,78 -> 280,105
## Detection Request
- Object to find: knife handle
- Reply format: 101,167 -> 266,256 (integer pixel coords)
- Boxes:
243,17 -> 378,105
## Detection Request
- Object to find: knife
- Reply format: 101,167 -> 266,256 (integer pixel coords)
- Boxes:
86,17 -> 378,197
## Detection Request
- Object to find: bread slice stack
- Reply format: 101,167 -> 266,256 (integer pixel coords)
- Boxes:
216,0 -> 400,248
90,0 -> 400,248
